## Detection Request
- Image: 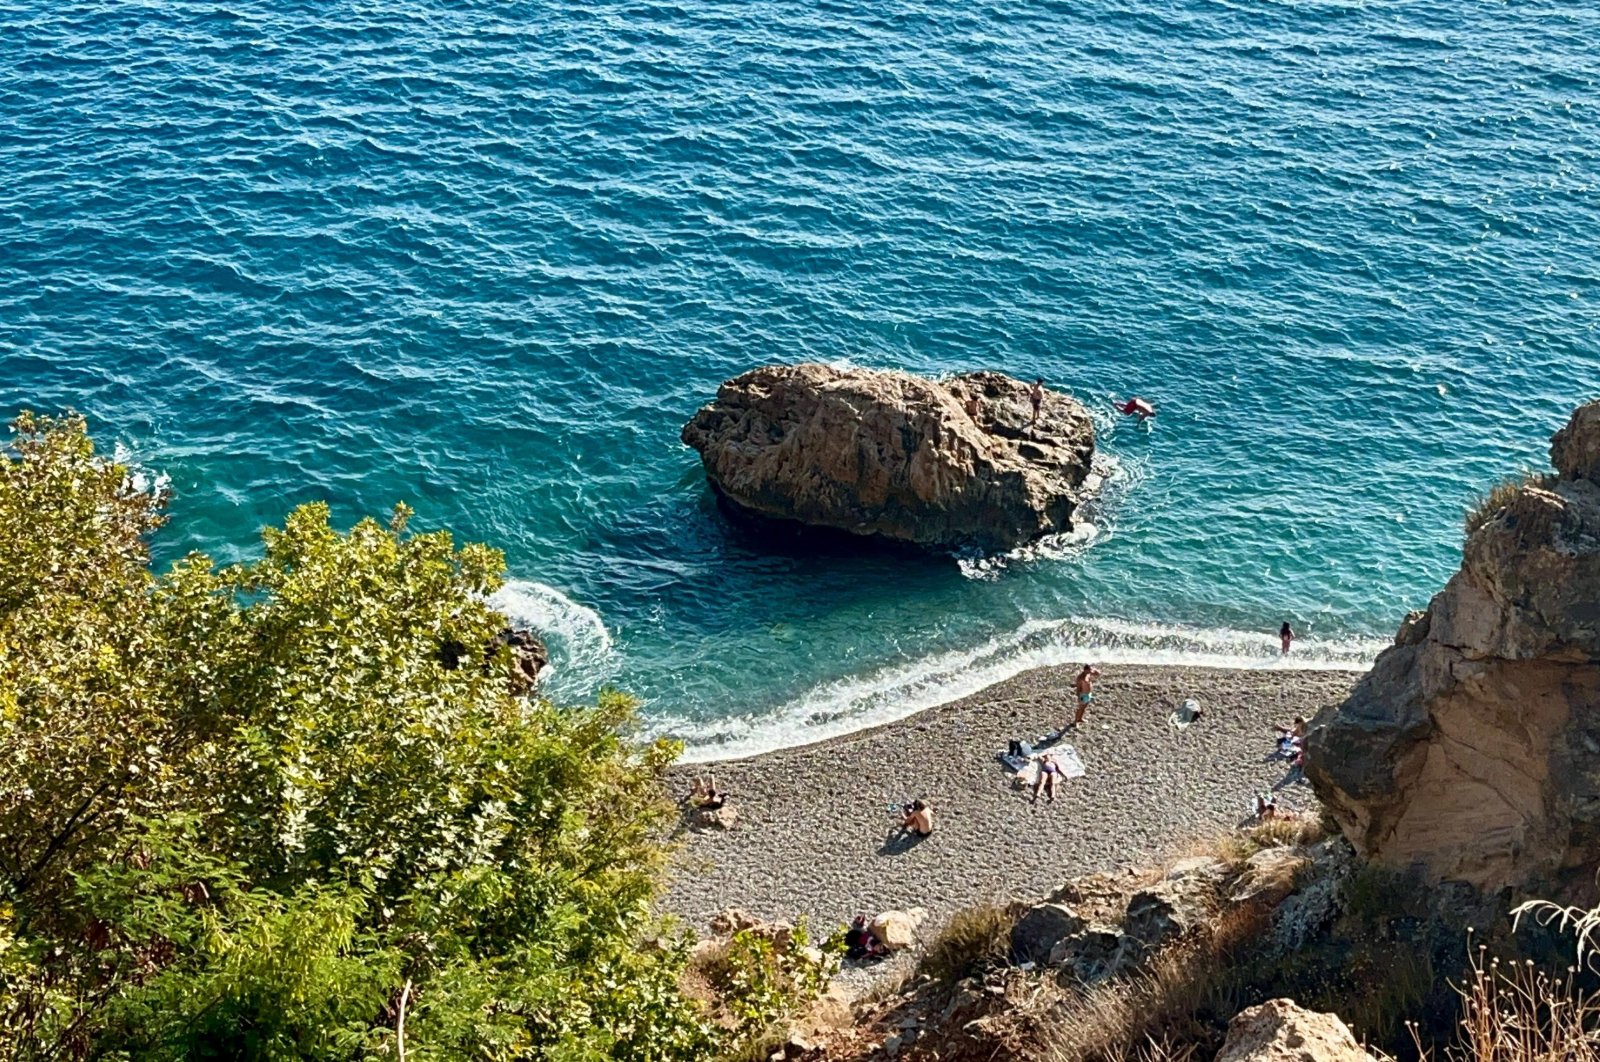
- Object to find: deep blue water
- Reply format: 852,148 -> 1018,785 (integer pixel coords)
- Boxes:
2,0 -> 1597,757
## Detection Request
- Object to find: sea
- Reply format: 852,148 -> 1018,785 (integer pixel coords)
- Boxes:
2,0 -> 1596,759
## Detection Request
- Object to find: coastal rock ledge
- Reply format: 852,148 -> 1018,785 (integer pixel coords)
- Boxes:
681,363 -> 1098,552
1306,399 -> 1600,892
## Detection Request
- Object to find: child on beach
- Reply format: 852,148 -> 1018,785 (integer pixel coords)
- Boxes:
1071,664 -> 1101,727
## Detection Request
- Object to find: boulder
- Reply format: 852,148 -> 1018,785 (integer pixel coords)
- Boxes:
681,364 -> 1098,552
1215,999 -> 1374,1062
870,907 -> 927,952
1123,877 -> 1213,953
500,627 -> 548,693
1306,400 -> 1600,892
1049,923 -> 1126,983
1009,902 -> 1085,966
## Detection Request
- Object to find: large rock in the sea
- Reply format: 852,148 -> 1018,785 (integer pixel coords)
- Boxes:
1306,400 -> 1600,891
1215,1000 -> 1374,1062
681,364 -> 1098,552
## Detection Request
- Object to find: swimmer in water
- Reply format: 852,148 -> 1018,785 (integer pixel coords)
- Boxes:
1118,397 -> 1156,421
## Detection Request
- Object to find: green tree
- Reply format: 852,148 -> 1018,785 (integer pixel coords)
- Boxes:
0,413 -> 719,1060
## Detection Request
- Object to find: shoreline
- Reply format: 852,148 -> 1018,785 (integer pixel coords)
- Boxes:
660,661 -> 1360,933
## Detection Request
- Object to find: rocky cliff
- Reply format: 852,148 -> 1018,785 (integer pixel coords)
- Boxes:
1306,400 -> 1600,891
681,364 -> 1098,552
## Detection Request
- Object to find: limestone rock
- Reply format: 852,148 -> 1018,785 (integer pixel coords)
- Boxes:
1306,400 -> 1600,892
1009,902 -> 1085,966
681,364 -> 1098,552
1049,923 -> 1126,983
501,627 -> 548,693
1215,999 -> 1373,1062
1232,848 -> 1311,907
870,907 -> 927,952
1123,877 -> 1212,953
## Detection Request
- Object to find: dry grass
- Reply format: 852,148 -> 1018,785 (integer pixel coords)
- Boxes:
1199,814 -> 1328,868
1465,472 -> 1558,536
1016,902 -> 1274,1062
1389,948 -> 1600,1062
919,901 -> 1022,986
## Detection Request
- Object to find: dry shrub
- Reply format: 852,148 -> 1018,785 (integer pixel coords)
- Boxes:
1465,472 -> 1558,536
1393,948 -> 1600,1062
1025,904 -> 1274,1062
920,901 -> 1021,985
1247,814 -> 1326,850
1186,815 -> 1326,870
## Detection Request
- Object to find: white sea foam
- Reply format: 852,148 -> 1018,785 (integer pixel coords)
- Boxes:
488,579 -> 614,689
665,617 -> 1387,763
111,442 -> 172,499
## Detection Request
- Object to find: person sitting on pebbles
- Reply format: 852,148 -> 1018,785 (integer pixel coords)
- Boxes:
899,798 -> 934,838
689,775 -> 726,811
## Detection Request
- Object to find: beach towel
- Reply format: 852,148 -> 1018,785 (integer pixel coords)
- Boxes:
1168,698 -> 1203,730
1009,744 -> 1086,787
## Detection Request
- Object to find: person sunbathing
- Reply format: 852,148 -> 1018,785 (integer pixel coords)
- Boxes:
689,775 -> 726,810
1254,791 -> 1278,822
900,799 -> 934,838
1032,753 -> 1062,805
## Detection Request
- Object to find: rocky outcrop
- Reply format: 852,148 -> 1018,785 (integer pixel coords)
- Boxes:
870,908 -> 927,952
1306,400 -> 1600,891
681,364 -> 1099,552
501,627 -> 549,693
1215,1000 -> 1374,1062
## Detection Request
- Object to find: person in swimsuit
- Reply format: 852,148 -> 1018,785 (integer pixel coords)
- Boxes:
1280,622 -> 1295,655
1032,753 -> 1062,805
900,798 -> 934,838
1118,397 -> 1156,421
1071,664 -> 1101,727
1030,378 -> 1044,424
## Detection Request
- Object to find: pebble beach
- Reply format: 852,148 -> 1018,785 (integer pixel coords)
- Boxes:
662,663 -> 1360,932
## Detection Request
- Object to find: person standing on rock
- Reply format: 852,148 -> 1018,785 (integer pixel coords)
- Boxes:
1070,664 -> 1101,727
1030,377 -> 1044,424
1280,622 -> 1295,655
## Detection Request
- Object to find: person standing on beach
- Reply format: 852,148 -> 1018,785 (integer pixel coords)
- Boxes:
1030,377 -> 1044,424
1280,622 -> 1295,655
1071,664 -> 1101,727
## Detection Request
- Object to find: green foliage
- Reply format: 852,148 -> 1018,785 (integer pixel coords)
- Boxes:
698,924 -> 841,1046
0,413 -> 737,1060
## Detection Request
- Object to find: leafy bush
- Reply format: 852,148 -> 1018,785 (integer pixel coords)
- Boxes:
0,413 -> 735,1060
695,923 -> 841,1046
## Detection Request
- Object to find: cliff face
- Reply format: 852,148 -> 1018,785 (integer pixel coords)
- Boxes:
680,364 -> 1097,553
1306,400 -> 1600,891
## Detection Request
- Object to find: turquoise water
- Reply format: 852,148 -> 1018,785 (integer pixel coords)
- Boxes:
2,0 -> 1597,757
